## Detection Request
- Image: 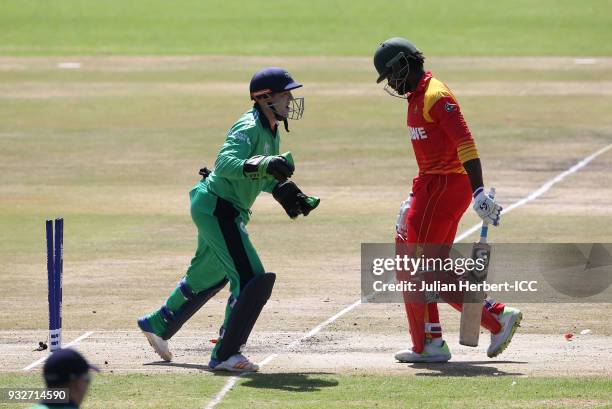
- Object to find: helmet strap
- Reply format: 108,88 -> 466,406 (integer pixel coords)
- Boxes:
256,94 -> 302,132
268,102 -> 285,121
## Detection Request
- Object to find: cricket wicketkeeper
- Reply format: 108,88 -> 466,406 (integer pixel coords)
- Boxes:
373,37 -> 522,363
138,67 -> 319,371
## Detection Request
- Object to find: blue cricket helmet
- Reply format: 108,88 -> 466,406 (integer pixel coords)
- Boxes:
249,67 -> 302,99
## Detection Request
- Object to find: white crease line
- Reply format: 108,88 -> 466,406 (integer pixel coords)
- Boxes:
455,142 -> 612,242
204,351 -> 281,409
204,300 -> 363,409
204,376 -> 240,409
22,331 -> 95,371
204,142 -> 612,408
286,300 -> 363,349
257,353 -> 278,367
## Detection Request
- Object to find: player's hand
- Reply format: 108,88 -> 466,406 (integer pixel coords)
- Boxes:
273,181 -> 302,218
297,193 -> 320,216
273,181 -> 319,219
243,155 -> 294,181
472,187 -> 502,226
266,156 -> 294,181
395,192 -> 413,238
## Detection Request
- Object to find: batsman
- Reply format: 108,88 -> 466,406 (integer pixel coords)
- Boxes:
373,38 -> 522,363
138,67 -> 319,372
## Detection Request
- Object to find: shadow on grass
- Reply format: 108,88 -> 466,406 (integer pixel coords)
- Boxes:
142,363 -> 339,392
410,360 -> 527,377
239,372 -> 339,392
143,361 -> 211,371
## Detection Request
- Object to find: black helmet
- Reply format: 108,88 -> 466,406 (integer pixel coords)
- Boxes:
374,37 -> 421,83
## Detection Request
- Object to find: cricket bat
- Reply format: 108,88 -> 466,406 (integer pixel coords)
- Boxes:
459,187 -> 495,347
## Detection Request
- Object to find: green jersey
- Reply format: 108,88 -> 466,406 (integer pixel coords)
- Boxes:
196,106 -> 280,219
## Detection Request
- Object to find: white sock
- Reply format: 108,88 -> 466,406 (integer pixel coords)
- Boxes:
431,338 -> 444,347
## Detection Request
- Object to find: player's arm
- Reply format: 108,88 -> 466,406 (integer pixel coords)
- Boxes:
262,178 -> 279,194
430,95 -> 502,225
260,152 -> 297,192
243,155 -> 294,182
463,158 -> 483,193
214,130 -> 293,181
214,130 -> 255,180
464,158 -> 503,224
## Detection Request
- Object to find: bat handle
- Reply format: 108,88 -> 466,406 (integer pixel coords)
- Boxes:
479,187 -> 496,243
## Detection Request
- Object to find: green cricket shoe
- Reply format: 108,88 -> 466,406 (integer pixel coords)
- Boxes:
395,339 -> 451,363
487,306 -> 522,358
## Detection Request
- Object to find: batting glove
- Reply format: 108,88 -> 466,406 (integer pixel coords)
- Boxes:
473,187 -> 502,226
395,192 -> 413,239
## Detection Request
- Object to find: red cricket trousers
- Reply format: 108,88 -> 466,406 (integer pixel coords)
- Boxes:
396,173 -> 502,353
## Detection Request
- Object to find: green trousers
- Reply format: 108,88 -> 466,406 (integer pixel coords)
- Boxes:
147,185 -> 265,359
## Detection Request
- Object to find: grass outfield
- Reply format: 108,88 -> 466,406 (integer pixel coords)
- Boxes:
1,373 -> 610,408
0,373 -> 228,409
0,0 -> 611,56
1,3 -> 611,407
1,56 -> 611,409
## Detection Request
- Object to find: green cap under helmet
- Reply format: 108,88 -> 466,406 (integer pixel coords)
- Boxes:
373,37 -> 420,83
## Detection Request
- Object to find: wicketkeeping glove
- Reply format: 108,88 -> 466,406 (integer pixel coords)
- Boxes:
243,152 -> 294,181
472,187 -> 502,226
273,180 -> 320,219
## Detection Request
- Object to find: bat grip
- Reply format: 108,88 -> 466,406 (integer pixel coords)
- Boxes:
479,187 -> 496,242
